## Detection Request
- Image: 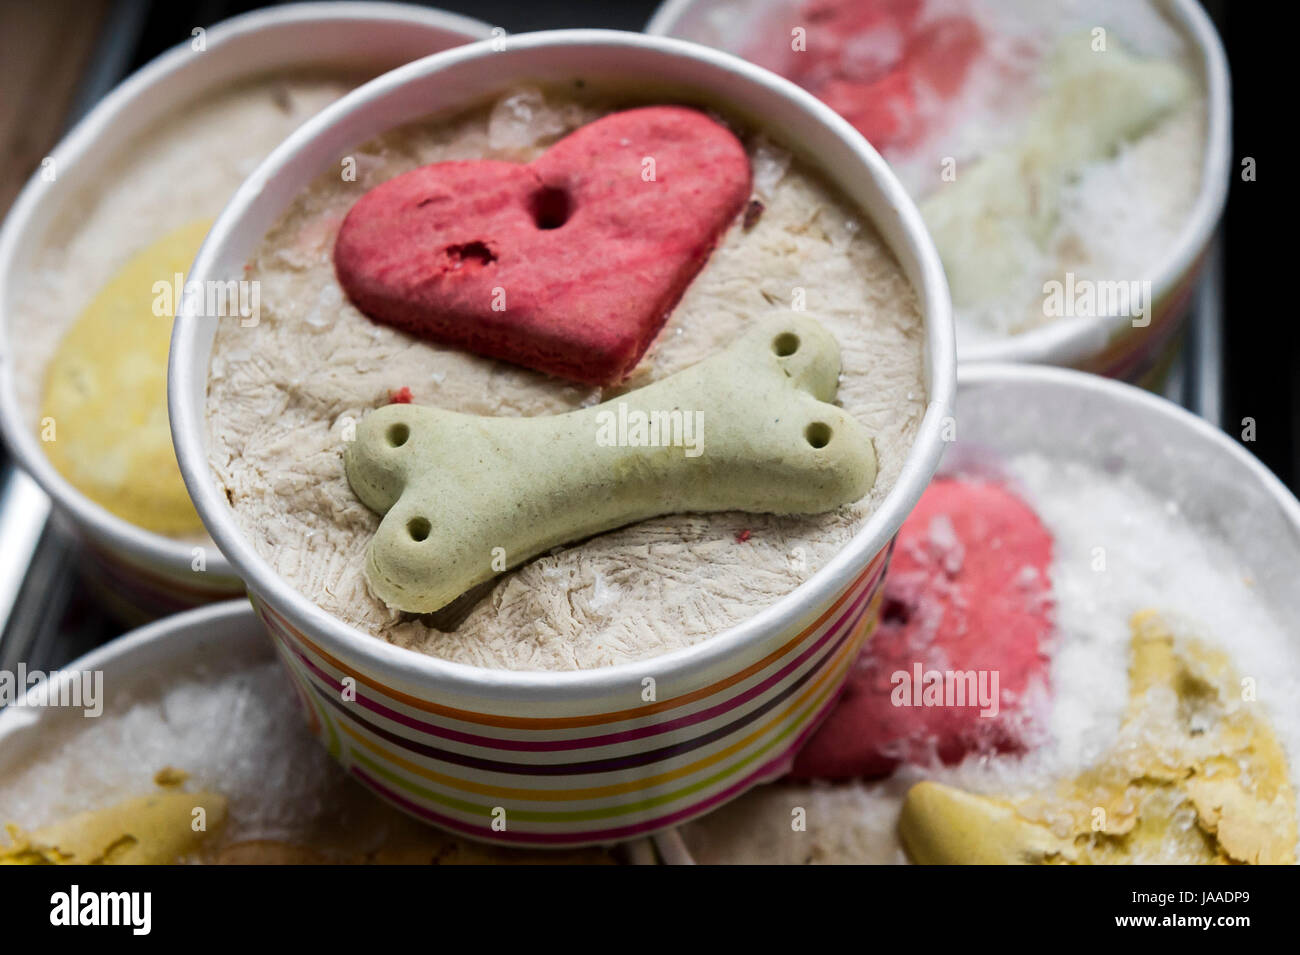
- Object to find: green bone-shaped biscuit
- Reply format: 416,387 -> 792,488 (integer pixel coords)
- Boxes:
345,316 -> 877,614
921,36 -> 1192,309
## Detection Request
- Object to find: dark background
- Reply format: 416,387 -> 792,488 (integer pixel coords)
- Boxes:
1212,5 -> 1294,494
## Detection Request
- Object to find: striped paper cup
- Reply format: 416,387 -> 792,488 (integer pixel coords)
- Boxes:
169,30 -> 955,848
647,0 -> 1231,387
0,3 -> 491,623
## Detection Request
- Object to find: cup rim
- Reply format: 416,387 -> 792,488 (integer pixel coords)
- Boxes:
0,599 -> 259,741
0,2 -> 493,579
169,28 -> 957,698
647,0 -> 1232,368
957,362 -> 1300,533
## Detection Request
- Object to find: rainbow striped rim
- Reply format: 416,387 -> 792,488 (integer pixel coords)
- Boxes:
255,544 -> 892,847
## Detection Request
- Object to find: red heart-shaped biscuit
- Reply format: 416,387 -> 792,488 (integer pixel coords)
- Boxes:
791,477 -> 1055,781
334,106 -> 752,385
749,0 -> 983,153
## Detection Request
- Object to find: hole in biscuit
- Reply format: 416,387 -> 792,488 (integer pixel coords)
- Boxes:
387,423 -> 410,448
529,186 -> 571,230
445,241 -> 496,266
805,422 -> 832,449
407,516 -> 432,542
773,332 -> 800,357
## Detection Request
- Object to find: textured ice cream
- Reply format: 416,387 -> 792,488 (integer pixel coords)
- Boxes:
204,86 -> 928,671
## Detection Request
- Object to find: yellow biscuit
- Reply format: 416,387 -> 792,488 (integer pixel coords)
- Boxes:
900,610 -> 1297,865
1,790 -> 226,865
41,219 -> 211,536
